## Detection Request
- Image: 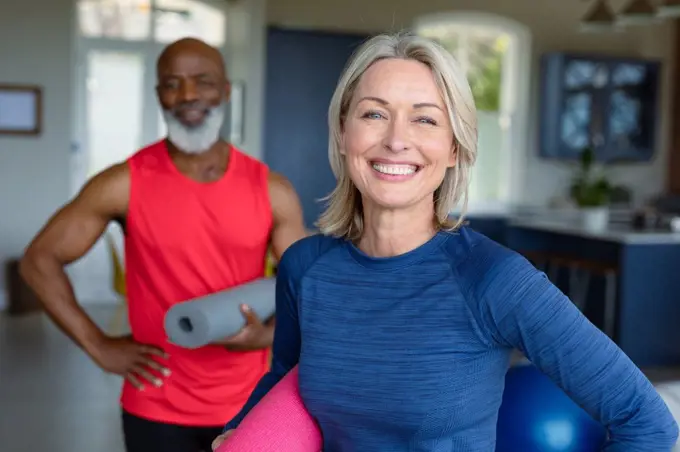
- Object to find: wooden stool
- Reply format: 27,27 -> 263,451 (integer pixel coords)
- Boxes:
557,256 -> 618,339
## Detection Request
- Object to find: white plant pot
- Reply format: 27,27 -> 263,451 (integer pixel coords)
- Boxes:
581,206 -> 609,231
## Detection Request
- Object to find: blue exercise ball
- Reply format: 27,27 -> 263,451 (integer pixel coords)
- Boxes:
496,364 -> 607,452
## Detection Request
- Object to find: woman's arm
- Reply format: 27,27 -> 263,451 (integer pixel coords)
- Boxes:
222,250 -> 302,431
470,247 -> 678,451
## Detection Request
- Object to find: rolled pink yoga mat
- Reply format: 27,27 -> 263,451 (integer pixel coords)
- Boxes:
216,365 -> 322,452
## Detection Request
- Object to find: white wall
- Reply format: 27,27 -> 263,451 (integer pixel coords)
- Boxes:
226,0 -> 267,161
0,0 -> 75,309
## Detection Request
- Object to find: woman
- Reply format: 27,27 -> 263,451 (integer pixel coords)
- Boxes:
215,32 -> 678,451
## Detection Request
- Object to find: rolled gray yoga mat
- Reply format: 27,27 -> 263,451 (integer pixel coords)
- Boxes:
164,277 -> 276,349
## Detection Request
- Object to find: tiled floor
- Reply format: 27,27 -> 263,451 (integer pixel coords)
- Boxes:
2,305 -> 680,452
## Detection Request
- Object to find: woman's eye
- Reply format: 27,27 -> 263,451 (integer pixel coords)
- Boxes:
362,111 -> 384,120
416,117 -> 437,126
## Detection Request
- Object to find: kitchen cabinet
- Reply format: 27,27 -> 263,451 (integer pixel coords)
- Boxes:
539,52 -> 661,162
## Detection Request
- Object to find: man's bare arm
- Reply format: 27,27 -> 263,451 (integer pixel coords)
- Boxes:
20,163 -> 129,356
212,172 -> 307,351
263,172 -> 306,330
268,171 -> 308,262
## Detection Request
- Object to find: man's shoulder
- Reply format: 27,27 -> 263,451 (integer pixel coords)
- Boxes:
265,170 -> 300,217
72,161 -> 130,219
278,233 -> 343,280
266,170 -> 292,191
86,161 -> 130,191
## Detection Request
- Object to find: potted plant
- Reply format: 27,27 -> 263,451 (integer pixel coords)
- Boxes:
569,148 -> 612,231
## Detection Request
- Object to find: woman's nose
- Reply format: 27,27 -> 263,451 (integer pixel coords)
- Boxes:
383,120 -> 411,153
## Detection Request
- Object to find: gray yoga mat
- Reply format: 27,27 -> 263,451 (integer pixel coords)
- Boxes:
164,277 -> 276,349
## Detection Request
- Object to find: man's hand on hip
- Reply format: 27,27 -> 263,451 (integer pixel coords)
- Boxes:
89,334 -> 170,389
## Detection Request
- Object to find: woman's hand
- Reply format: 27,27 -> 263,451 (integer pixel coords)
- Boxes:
211,430 -> 233,450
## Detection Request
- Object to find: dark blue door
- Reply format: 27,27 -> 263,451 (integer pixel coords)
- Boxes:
263,27 -> 369,228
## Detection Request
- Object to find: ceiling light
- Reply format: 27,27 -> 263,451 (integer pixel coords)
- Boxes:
617,0 -> 659,26
657,0 -> 680,17
579,0 -> 617,32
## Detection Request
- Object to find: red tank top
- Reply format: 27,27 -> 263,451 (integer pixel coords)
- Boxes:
121,140 -> 272,426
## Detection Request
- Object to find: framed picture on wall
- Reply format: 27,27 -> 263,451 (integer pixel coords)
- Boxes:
229,81 -> 245,146
0,84 -> 42,136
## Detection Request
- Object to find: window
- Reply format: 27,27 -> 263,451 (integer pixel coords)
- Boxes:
77,0 -> 225,45
154,0 -> 226,46
414,13 -> 532,214
77,0 -> 152,41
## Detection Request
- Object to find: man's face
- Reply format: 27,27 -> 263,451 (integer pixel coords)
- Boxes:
157,51 -> 229,128
156,49 -> 230,153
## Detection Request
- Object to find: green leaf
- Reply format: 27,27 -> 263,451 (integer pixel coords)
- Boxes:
570,149 -> 611,207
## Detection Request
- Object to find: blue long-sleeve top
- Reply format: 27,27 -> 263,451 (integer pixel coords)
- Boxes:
225,228 -> 678,451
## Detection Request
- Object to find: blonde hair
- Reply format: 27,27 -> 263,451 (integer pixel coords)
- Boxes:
316,32 -> 478,240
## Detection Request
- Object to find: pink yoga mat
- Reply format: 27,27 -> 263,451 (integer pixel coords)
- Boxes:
216,365 -> 322,452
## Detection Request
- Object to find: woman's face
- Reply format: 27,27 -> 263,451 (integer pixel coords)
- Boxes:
341,58 -> 456,212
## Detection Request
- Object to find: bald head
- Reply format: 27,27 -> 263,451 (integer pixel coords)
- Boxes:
156,38 -> 230,154
157,38 -> 227,79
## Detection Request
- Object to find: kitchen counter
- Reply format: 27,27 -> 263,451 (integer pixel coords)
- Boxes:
508,217 -> 680,244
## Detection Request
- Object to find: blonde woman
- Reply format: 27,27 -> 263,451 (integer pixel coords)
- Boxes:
215,33 -> 677,451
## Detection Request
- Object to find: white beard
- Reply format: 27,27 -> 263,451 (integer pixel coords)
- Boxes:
163,103 -> 226,154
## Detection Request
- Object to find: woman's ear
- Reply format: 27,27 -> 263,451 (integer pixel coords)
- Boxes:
448,142 -> 458,168
339,126 -> 347,155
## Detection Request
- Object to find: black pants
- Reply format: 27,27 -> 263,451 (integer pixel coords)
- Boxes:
122,410 -> 224,452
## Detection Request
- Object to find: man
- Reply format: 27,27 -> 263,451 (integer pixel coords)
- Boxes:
20,38 -> 307,452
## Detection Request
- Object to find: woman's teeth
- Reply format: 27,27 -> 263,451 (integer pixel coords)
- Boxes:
372,163 -> 418,175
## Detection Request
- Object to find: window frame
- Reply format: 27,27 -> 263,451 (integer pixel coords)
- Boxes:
413,11 -> 533,215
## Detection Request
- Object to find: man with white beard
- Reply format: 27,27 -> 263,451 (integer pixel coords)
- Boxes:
20,38 -> 307,452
